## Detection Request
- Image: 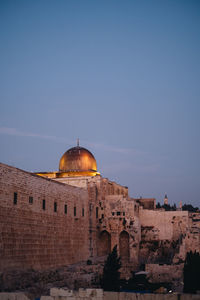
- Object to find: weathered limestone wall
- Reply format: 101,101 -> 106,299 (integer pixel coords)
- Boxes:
138,209 -> 191,266
0,163 -> 90,271
2,289 -> 200,300
54,176 -> 129,198
185,212 -> 200,253
146,264 -> 184,283
54,176 -> 90,188
139,209 -> 189,240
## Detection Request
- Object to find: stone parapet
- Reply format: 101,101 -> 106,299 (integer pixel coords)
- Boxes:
1,290 -> 200,300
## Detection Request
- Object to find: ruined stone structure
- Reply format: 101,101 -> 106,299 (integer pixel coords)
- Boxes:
0,143 -> 199,290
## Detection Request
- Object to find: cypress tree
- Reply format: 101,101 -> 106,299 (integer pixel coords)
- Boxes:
183,251 -> 200,293
101,245 -> 121,291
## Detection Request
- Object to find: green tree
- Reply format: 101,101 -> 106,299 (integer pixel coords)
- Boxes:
183,251 -> 200,293
182,204 -> 199,212
101,245 -> 121,291
156,202 -> 161,209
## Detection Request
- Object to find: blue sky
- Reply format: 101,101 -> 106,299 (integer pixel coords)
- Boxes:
0,0 -> 200,207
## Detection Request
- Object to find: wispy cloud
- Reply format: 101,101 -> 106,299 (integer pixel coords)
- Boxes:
0,127 -> 71,144
86,141 -> 135,154
0,126 -> 144,156
101,161 -> 160,174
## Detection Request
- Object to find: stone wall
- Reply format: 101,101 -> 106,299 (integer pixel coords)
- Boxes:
146,263 -> 184,283
0,163 -> 140,275
139,208 -> 200,266
0,163 -> 90,271
139,209 -> 189,241
1,289 -> 200,300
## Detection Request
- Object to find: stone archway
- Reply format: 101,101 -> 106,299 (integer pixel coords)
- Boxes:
119,231 -> 129,260
98,230 -> 111,256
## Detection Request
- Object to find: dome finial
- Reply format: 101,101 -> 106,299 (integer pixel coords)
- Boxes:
77,138 -> 80,147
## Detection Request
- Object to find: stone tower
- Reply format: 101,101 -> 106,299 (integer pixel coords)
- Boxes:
164,194 -> 168,205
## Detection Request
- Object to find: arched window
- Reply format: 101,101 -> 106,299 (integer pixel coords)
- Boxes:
119,231 -> 129,261
98,230 -> 111,256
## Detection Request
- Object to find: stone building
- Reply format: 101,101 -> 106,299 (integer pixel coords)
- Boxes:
0,142 -> 199,289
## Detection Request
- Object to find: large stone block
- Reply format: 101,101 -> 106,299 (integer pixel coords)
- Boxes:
54,297 -> 76,300
78,289 -> 103,298
104,292 -> 119,300
180,294 -> 200,300
0,293 -> 30,300
0,293 -> 16,300
50,288 -> 74,297
124,294 -> 138,300
15,294 -> 30,300
40,297 -> 54,300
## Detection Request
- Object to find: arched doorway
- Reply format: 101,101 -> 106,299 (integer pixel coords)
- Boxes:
119,231 -> 129,260
98,230 -> 111,256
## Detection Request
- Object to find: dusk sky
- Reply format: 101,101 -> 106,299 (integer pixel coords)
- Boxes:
1,0 -> 200,207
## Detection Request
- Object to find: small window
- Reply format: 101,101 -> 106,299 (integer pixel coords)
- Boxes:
123,212 -> 125,216
96,207 -> 98,219
54,202 -> 57,212
112,212 -> 115,216
74,206 -> 76,216
42,199 -> 46,210
64,204 -> 67,215
13,192 -> 17,205
82,208 -> 84,217
29,196 -> 33,204
117,211 -> 121,216
101,214 -> 104,219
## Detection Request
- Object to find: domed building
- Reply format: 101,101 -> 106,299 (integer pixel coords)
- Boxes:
36,140 -> 100,181
59,140 -> 99,177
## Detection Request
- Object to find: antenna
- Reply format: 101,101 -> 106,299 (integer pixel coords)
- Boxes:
77,138 -> 80,147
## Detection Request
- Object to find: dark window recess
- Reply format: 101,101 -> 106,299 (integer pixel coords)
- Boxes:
64,204 -> 67,214
101,214 -> 104,219
54,202 -> 57,212
95,186 -> 98,199
117,211 -> 121,216
42,199 -> 46,210
112,212 -> 115,216
96,207 -> 98,219
123,212 -> 125,216
82,208 -> 84,217
13,192 -> 17,205
29,196 -> 33,204
74,206 -> 76,216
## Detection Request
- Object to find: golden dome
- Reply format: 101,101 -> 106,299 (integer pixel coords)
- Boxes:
59,144 -> 98,176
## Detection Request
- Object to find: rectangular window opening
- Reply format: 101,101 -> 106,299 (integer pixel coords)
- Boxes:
96,207 -> 98,219
42,199 -> 46,210
74,206 -> 76,217
13,192 -> 17,205
29,196 -> 33,204
54,202 -> 57,212
64,204 -> 67,215
82,207 -> 84,217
